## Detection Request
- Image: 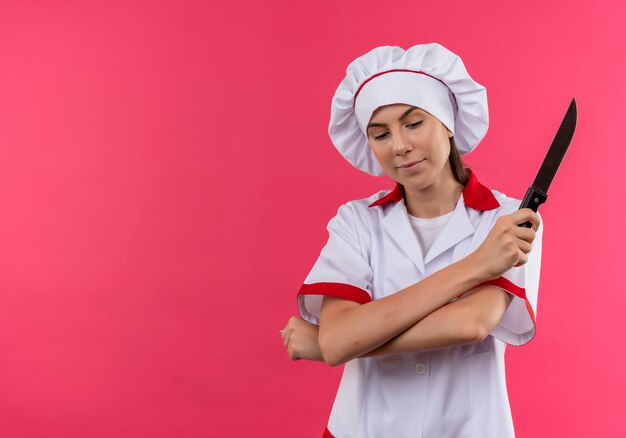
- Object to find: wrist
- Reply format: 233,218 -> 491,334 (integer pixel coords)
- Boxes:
456,253 -> 490,287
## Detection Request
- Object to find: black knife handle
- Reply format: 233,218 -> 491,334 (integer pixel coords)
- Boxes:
518,186 -> 547,228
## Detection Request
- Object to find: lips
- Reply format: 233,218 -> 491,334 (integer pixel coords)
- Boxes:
397,159 -> 425,168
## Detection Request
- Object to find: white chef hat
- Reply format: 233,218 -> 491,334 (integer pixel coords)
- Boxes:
328,43 -> 489,176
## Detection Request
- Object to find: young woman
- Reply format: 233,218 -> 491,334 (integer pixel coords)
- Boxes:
281,43 -> 543,438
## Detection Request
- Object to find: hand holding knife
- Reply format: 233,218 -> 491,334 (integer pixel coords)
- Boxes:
518,98 -> 577,228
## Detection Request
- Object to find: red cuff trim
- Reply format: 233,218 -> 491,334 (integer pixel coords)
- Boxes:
477,277 -> 525,299
524,298 -> 536,327
475,277 -> 536,325
299,282 -> 372,305
323,427 -> 335,438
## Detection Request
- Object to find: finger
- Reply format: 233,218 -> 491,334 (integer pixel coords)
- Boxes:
513,250 -> 529,267
516,208 -> 541,230
506,209 -> 541,230
511,225 -> 536,243
285,337 -> 291,357
282,327 -> 290,348
286,329 -> 294,352
288,343 -> 299,361
287,341 -> 298,360
514,236 -> 533,254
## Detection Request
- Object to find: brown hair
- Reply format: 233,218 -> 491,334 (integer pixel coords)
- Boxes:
448,136 -> 469,186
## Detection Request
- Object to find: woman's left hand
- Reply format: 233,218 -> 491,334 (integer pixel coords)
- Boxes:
280,316 -> 324,362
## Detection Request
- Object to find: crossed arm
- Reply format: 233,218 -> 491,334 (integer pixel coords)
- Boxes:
282,256 -> 513,366
281,284 -> 512,365
318,255 -> 514,366
282,209 -> 539,364
353,285 -> 511,359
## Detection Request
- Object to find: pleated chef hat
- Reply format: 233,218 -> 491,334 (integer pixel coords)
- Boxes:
328,43 -> 489,176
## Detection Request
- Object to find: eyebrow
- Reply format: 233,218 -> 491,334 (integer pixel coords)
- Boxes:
367,106 -> 420,130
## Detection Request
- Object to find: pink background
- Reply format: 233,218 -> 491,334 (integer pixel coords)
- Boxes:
0,1 -> 623,437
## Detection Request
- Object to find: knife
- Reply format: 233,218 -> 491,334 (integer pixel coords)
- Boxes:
518,98 -> 577,228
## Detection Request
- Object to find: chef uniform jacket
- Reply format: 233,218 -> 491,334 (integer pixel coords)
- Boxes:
297,169 -> 543,438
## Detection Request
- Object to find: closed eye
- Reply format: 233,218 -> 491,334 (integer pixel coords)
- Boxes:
406,121 -> 422,128
372,132 -> 389,141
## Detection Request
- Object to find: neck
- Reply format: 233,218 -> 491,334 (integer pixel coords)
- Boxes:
401,166 -> 464,218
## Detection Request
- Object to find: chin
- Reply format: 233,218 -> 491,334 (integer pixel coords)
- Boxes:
400,171 -> 436,189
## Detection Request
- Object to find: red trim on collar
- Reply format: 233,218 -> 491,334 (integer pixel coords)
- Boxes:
367,168 -> 500,211
367,182 -> 404,207
462,168 -> 501,210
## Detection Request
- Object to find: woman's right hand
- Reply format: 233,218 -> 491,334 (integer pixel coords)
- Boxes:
471,208 -> 541,281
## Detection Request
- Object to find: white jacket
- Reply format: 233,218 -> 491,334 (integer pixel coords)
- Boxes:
298,169 -> 543,438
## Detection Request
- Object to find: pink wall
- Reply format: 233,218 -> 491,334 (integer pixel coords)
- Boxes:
0,1 -> 623,436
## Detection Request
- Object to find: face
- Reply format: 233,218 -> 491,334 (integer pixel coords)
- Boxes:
366,104 -> 454,189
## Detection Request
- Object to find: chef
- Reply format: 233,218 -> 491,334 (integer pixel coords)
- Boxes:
281,42 -> 543,438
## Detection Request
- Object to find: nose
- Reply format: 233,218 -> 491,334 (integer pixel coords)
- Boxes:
392,131 -> 412,155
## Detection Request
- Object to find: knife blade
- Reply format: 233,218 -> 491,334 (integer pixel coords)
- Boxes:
518,98 -> 577,228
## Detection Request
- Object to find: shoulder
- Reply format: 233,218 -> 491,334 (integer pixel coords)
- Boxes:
344,188 -> 393,210
491,190 -> 523,214
339,188 -> 395,218
327,188 -> 393,234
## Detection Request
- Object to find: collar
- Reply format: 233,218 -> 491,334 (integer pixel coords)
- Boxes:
367,167 -> 500,210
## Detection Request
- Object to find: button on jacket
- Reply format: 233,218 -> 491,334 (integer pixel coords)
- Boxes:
297,169 -> 543,438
